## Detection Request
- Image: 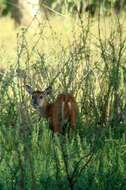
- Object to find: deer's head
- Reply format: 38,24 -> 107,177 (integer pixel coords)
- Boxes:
25,85 -> 52,109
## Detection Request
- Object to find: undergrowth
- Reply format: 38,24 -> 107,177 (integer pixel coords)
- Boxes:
0,13 -> 126,190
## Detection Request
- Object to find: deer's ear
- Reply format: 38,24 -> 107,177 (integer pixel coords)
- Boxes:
25,85 -> 34,95
44,86 -> 52,96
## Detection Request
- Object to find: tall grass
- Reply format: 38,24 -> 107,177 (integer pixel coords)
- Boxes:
0,12 -> 126,190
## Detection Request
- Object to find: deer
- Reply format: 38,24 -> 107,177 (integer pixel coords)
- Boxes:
25,85 -> 78,134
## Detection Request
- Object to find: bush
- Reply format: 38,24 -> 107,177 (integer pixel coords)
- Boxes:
0,11 -> 126,190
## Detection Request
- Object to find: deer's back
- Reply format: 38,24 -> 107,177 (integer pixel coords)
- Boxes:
52,93 -> 77,119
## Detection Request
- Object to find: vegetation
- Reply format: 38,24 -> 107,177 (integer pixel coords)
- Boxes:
0,0 -> 126,17
0,5 -> 126,190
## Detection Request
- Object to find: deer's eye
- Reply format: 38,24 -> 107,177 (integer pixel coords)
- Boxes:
40,95 -> 43,99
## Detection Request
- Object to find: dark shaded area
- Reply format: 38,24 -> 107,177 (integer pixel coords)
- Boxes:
85,3 -> 96,17
10,0 -> 22,26
0,0 -> 126,25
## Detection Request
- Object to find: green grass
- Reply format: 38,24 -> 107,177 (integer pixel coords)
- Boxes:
0,13 -> 126,190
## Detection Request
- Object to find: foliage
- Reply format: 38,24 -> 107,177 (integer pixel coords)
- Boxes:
1,0 -> 126,17
0,12 -> 126,190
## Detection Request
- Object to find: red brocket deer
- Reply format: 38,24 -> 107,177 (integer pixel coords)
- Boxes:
25,85 -> 78,134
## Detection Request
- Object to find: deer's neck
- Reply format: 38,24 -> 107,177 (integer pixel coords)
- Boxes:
39,101 -> 53,119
